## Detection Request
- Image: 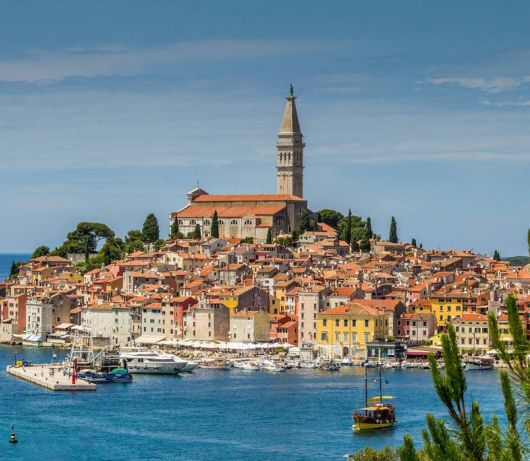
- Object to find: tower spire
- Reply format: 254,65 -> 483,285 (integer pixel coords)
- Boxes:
276,85 -> 304,198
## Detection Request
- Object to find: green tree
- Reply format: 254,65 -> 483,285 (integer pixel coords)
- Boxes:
193,224 -> 201,240
32,245 -> 50,259
240,237 -> 254,244
299,210 -> 316,233
527,228 -> 530,255
389,216 -> 398,243
266,228 -> 272,244
344,209 -> 352,244
170,218 -> 183,239
411,238 -> 417,247
103,242 -> 112,266
211,210 -> 219,238
125,230 -> 145,253
57,222 -> 115,262
493,250 -> 500,261
317,209 -> 344,229
142,213 -> 160,244
9,261 -> 19,278
365,217 -> 373,239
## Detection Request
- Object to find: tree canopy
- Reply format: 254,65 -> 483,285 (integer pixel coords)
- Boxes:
32,245 -> 50,259
124,230 -> 145,253
493,250 -> 500,261
317,209 -> 344,229
142,213 -> 160,243
54,222 -> 115,262
170,218 -> 183,239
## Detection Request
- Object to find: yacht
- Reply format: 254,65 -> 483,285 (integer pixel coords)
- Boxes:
259,359 -> 286,372
120,348 -> 187,374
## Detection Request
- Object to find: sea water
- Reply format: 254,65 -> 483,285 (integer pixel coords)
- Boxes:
0,254 -> 30,281
0,346 -> 504,461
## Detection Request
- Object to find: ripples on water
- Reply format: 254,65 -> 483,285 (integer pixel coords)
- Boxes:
0,346 -> 503,460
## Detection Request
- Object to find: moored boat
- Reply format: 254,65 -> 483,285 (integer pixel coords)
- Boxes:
120,348 -> 187,375
352,366 -> 396,431
464,356 -> 494,371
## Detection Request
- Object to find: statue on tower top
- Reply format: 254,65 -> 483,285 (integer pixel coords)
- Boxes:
289,83 -> 294,97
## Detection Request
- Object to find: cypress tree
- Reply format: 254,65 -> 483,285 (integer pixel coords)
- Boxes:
103,243 -> 112,266
193,223 -> 201,240
211,210 -> 219,238
493,250 -> 500,261
170,217 -> 180,239
411,238 -> 417,247
142,213 -> 160,244
266,228 -> 272,244
9,261 -> 19,278
365,217 -> 373,239
527,228 -> 530,256
344,209 -> 352,244
389,216 -> 398,243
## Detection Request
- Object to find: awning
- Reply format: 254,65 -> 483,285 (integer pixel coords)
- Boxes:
55,323 -> 75,330
135,335 -> 167,345
406,350 -> 429,357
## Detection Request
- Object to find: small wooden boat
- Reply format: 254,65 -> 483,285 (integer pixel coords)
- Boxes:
352,366 -> 396,431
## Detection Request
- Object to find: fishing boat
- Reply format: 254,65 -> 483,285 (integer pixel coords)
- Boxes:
63,330 -> 133,383
464,356 -> 494,371
352,366 -> 396,431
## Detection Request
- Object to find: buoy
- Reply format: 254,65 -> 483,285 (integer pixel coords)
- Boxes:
9,426 -> 18,444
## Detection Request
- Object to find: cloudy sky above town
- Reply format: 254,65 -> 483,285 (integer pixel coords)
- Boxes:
1,1 -> 529,255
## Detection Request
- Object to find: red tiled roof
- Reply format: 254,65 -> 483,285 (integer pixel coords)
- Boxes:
176,204 -> 286,219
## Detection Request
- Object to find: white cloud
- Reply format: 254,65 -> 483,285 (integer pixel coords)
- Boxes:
423,76 -> 530,93
0,39 -> 345,82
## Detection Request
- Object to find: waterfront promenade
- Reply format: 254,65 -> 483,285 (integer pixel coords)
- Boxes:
1,346 -> 503,461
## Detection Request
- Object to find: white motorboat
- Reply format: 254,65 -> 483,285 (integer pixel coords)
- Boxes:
181,361 -> 198,373
239,361 -> 260,371
259,359 -> 286,372
120,348 -> 187,374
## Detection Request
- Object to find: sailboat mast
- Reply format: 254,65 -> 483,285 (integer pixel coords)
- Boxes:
364,365 -> 368,407
379,364 -> 382,402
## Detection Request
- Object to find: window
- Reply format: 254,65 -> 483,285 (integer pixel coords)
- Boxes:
322,319 -> 327,327
335,332 -> 340,342
364,320 -> 369,328
218,220 -> 225,225
321,332 -> 328,342
343,332 -> 349,342
343,319 -> 348,327
244,219 -> 253,226
230,219 -> 238,225
203,220 -> 210,225
190,220 -> 196,225
364,333 -> 370,342
335,319 -> 339,327
352,320 -> 356,327
352,333 -> 357,342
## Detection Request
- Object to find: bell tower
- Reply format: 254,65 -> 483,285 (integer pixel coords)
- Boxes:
276,84 -> 304,198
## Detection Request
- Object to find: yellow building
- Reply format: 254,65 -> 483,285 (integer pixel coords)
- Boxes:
430,291 -> 490,332
316,303 -> 387,359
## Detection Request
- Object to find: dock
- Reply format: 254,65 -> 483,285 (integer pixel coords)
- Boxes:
6,364 -> 96,391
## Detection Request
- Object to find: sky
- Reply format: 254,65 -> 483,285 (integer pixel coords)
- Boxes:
0,0 -> 529,256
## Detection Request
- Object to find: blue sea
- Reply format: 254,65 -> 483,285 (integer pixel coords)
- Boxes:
0,346 -> 504,461
0,253 -> 31,281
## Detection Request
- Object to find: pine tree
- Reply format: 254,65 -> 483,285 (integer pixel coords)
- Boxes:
411,238 -> 417,247
344,209 -> 352,244
527,228 -> 530,256
193,223 -> 201,240
142,213 -> 160,244
493,250 -> 500,261
211,210 -> 219,238
266,228 -> 272,244
389,216 -> 398,243
170,218 -> 180,239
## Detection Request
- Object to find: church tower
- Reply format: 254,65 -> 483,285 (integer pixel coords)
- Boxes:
276,84 -> 304,198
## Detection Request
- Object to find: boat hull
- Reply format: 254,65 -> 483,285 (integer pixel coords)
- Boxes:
352,421 -> 394,431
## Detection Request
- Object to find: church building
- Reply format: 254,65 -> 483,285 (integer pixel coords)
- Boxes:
170,87 -> 308,242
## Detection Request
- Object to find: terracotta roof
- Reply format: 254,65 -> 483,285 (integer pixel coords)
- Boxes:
176,204 -> 286,219
193,194 -> 305,203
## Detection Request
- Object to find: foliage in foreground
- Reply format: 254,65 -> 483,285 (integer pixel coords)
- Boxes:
351,295 -> 528,461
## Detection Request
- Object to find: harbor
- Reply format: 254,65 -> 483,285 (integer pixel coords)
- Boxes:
0,345 -> 504,461
6,363 -> 95,391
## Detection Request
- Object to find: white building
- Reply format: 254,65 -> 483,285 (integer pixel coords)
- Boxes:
26,298 -> 53,341
80,304 -> 137,346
